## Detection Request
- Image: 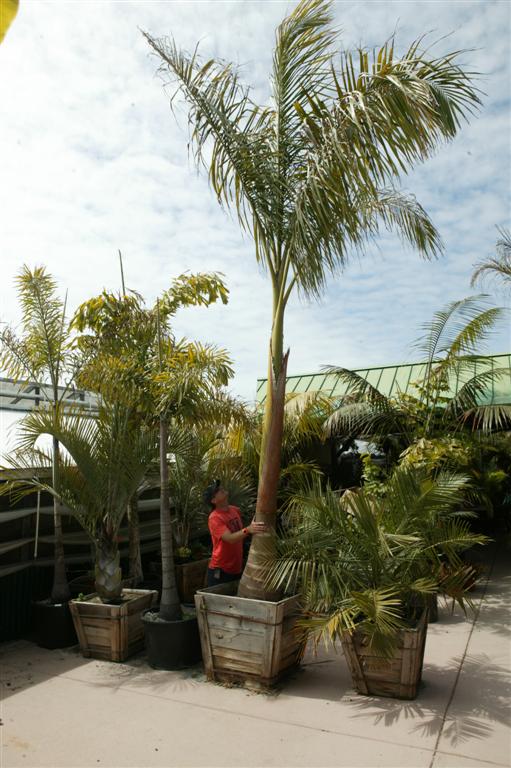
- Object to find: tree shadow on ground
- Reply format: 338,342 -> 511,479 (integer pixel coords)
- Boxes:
66,649 -> 209,696
346,653 -> 510,749
0,640 -> 88,702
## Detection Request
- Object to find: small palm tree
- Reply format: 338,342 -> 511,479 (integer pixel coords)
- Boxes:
268,464 -> 488,656
0,266 -> 80,602
4,404 -> 157,601
144,0 -> 481,599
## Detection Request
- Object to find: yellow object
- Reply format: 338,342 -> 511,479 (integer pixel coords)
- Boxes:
0,0 -> 19,45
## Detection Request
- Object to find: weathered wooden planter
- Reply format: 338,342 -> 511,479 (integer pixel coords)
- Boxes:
341,609 -> 428,700
195,581 -> 305,690
176,558 -> 209,603
69,589 -> 158,662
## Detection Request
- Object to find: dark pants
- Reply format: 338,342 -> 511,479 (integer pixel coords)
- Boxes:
207,568 -> 242,587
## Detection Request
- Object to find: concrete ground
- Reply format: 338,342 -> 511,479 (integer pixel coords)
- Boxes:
1,549 -> 510,768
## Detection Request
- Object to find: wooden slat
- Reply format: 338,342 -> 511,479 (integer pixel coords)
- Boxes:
81,624 -> 112,645
205,612 -> 266,636
341,633 -> 369,695
195,593 -> 215,678
197,592 -> 277,623
69,602 -> 90,656
212,647 -> 261,673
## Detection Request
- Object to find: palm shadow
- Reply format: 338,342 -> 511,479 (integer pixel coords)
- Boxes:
346,653 -> 509,748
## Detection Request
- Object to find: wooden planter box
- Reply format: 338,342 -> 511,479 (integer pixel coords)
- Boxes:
176,558 -> 209,603
70,589 -> 158,662
341,609 -> 428,700
195,581 -> 305,691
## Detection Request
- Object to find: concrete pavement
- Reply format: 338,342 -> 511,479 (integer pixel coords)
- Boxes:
1,548 -> 509,768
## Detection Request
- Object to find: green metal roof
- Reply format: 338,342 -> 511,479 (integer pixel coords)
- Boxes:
256,353 -> 511,406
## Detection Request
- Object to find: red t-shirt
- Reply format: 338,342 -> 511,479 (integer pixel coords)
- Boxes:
208,505 -> 243,574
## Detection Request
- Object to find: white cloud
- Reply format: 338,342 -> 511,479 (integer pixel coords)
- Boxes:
0,0 -> 509,410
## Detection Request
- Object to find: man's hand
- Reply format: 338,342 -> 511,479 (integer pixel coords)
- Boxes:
247,519 -> 269,535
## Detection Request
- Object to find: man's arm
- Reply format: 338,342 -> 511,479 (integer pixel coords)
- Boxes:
220,520 -> 268,544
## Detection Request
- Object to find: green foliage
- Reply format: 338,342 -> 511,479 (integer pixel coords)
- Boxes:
326,296 -> 511,446
144,1 -> 481,589
144,0 -> 481,304
471,227 -> 511,291
3,404 -> 157,546
168,427 -> 256,549
268,464 -> 489,656
71,273 -> 233,423
360,453 -> 387,497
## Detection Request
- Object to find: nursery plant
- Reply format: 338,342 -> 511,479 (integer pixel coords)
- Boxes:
72,273 -> 247,667
0,266 -> 79,605
144,0 -> 481,599
5,402 -> 157,601
71,272 -> 234,592
267,464 -> 489,696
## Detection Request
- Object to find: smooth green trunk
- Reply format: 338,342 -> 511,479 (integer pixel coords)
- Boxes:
239,293 -> 287,600
159,417 -> 181,621
128,495 -> 144,586
50,435 -> 70,603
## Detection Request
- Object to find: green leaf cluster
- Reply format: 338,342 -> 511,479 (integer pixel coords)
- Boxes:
268,464 -> 489,656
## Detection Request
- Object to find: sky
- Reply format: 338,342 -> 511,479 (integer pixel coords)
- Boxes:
1,0 -> 510,425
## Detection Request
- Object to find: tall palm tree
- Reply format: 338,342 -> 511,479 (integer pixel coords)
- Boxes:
0,266 -> 79,602
471,227 -> 511,291
144,0 -> 481,598
325,296 -> 511,444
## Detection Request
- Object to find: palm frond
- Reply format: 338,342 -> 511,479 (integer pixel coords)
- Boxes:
471,227 -> 511,289
143,32 -> 277,266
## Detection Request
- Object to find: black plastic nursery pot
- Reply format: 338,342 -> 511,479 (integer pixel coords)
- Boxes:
33,600 -> 78,649
142,607 -> 202,670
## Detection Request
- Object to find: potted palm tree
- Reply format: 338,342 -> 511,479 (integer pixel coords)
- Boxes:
6,403 -> 159,662
144,0 -> 480,688
72,272 -> 244,669
268,464 -> 489,699
0,266 -> 80,649
142,293 -> 248,670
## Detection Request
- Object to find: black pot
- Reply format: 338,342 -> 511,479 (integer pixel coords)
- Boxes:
142,608 -> 202,670
33,600 -> 78,649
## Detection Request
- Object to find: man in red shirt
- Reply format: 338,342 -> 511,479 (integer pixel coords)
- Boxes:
204,480 -> 267,587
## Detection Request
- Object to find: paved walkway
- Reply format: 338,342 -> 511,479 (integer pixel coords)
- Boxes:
1,548 -> 510,768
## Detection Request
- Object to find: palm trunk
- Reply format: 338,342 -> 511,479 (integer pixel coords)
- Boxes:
238,339 -> 289,600
50,435 -> 70,603
94,535 -> 122,601
128,495 -> 144,586
159,417 -> 181,621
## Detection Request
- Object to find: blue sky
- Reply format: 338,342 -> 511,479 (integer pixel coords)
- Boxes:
0,0 -> 510,409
